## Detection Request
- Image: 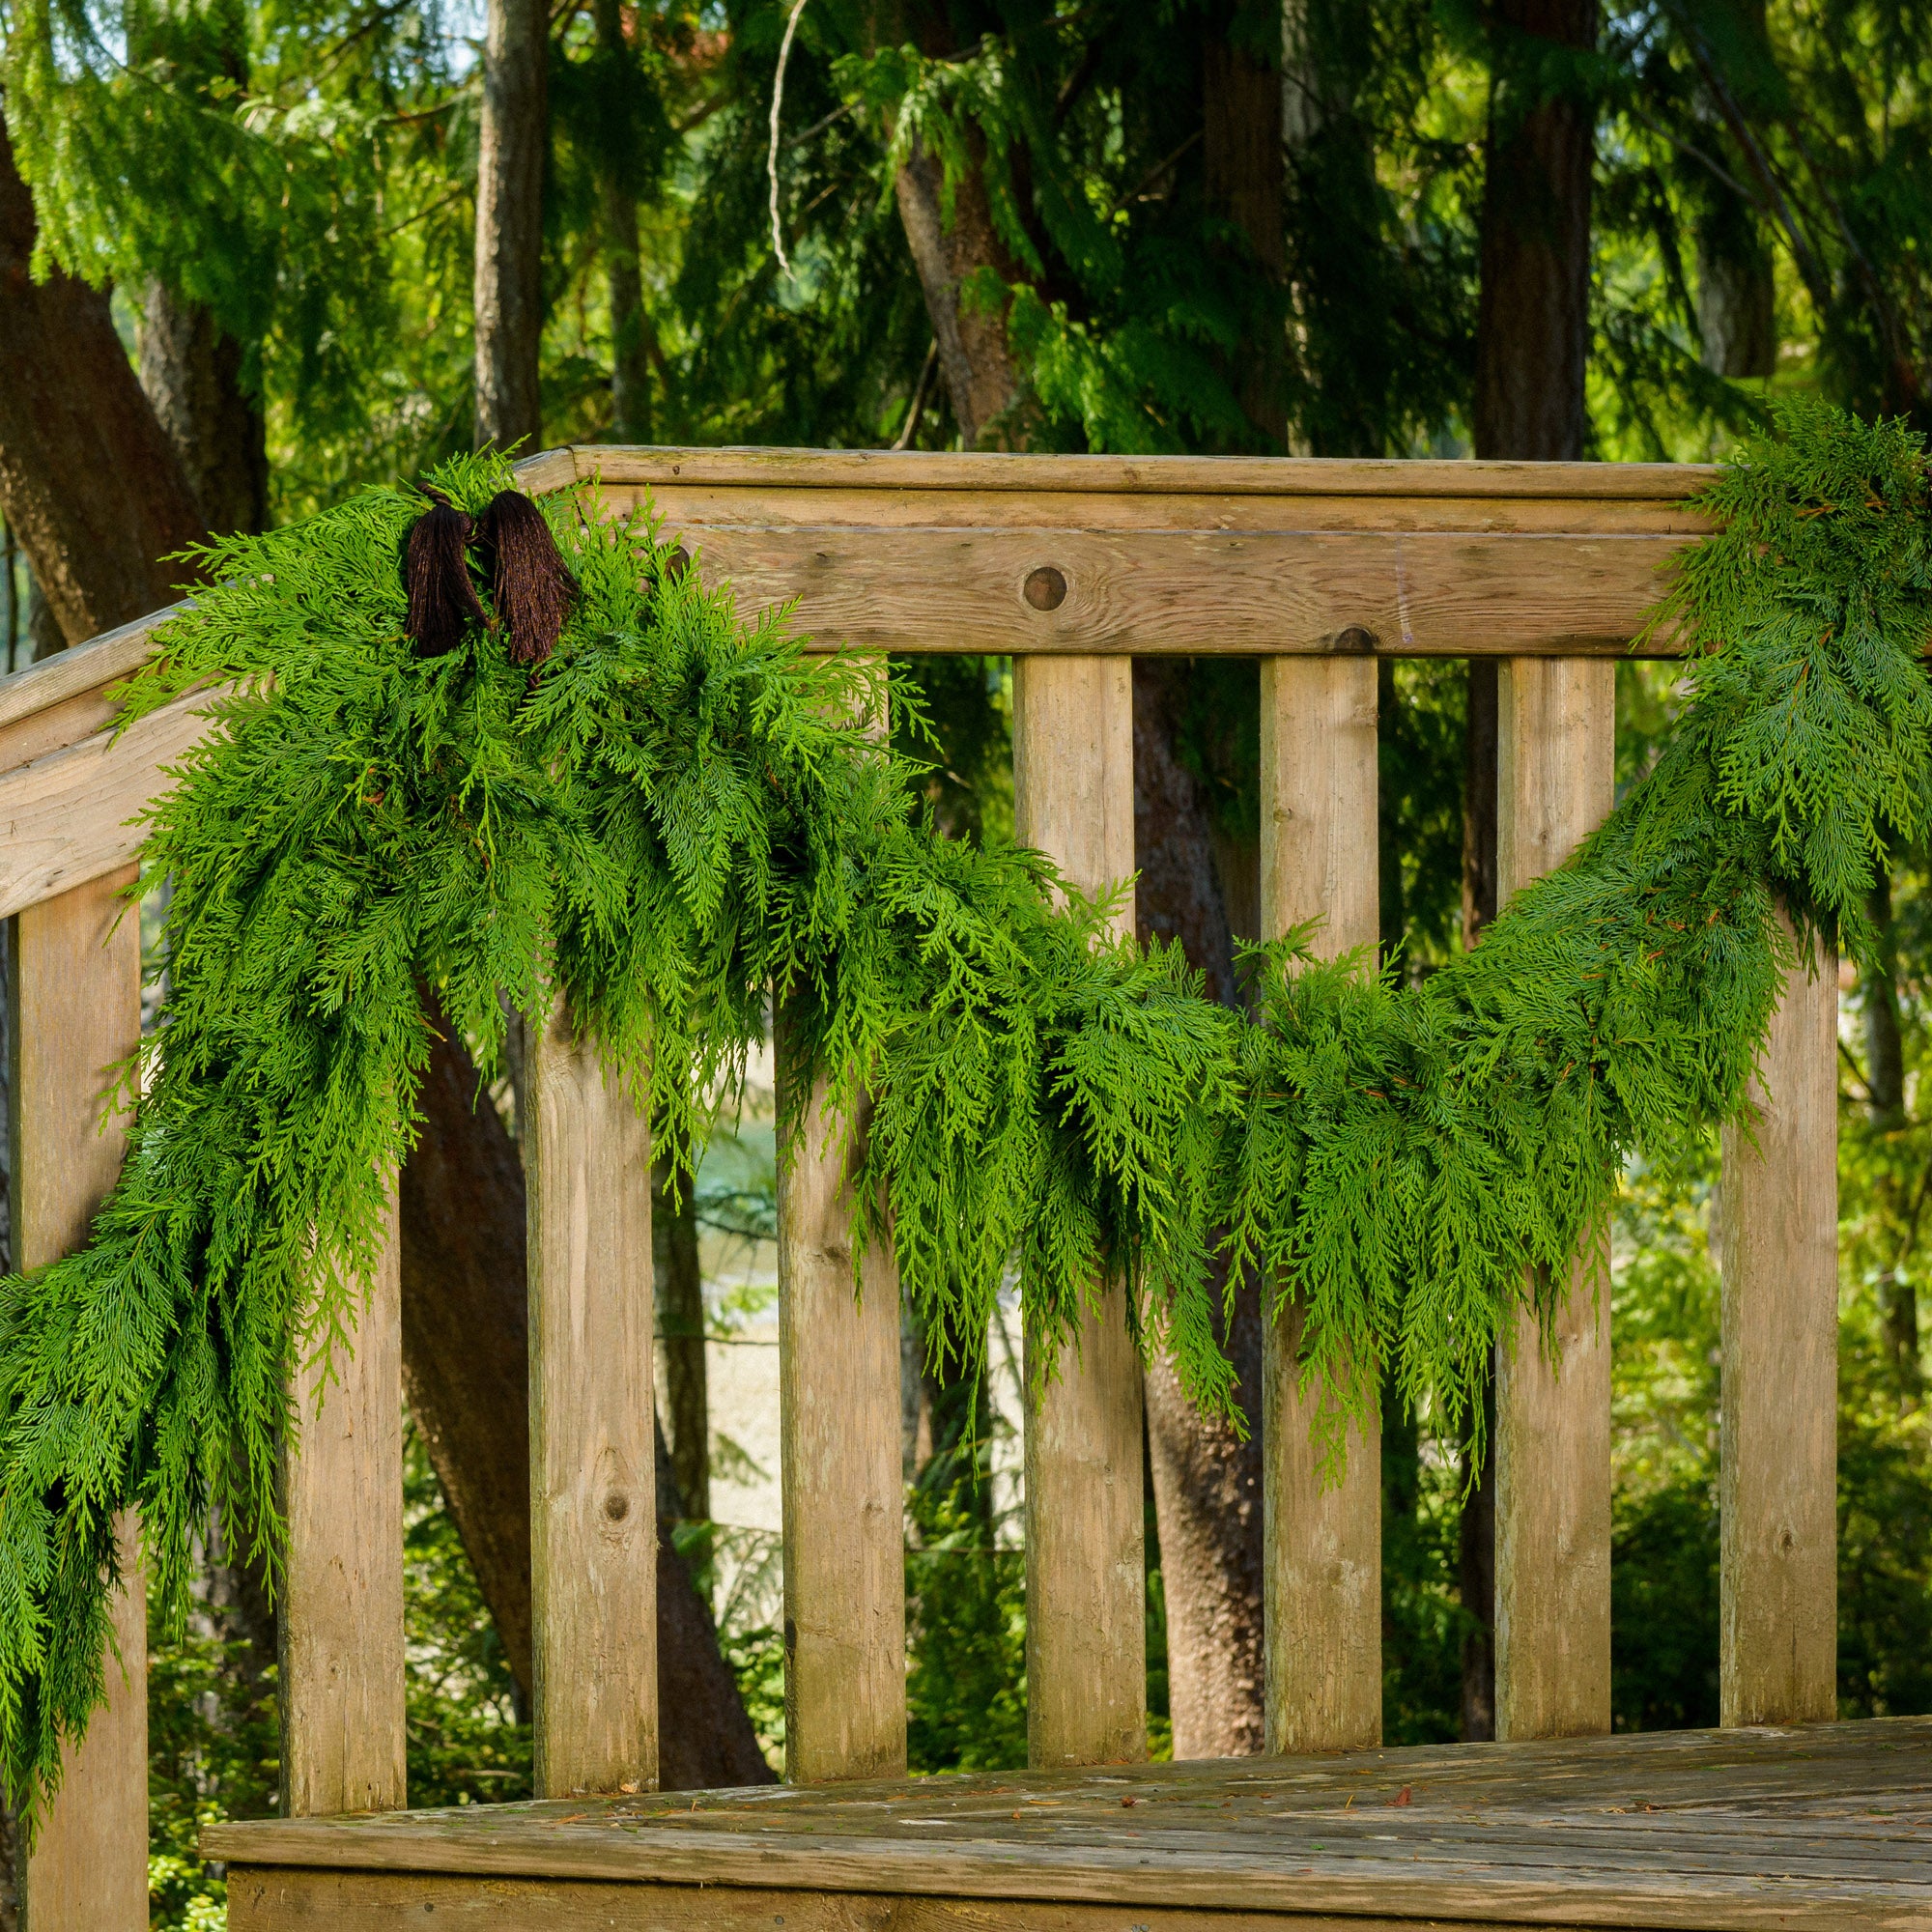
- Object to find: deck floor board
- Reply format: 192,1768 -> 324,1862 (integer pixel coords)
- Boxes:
209,1717 -> 1932,1930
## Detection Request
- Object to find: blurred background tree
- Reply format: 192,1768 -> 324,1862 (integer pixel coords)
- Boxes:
2,0 -> 1932,1921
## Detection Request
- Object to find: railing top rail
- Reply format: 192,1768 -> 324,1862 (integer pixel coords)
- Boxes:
0,607 -> 174,735
529,445 -> 1719,503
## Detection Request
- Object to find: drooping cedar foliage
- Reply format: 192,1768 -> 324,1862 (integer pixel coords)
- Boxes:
0,404 -> 1926,1820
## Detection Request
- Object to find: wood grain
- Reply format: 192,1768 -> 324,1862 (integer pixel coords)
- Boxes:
1258,657 -> 1382,1753
0,685 -> 220,920
1010,656 -> 1146,1771
1492,659 -> 1615,1743
526,1003 -> 659,1795
10,869 -> 147,1930
613,525 -> 1689,661
776,1048 -> 907,1784
0,605 -> 170,734
1719,916 -> 1838,1728
282,1194 -> 407,1817
536,443 -> 1713,502
223,1866 -> 1641,1932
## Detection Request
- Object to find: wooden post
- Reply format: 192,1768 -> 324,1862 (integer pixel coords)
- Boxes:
1012,655 -> 1146,1770
1719,923 -> 1838,1726
282,1193 -> 407,1816
1258,658 -> 1381,1754
9,871 -> 147,1929
526,1004 -> 658,1796
1492,658 -> 1614,1742
777,1065 -> 906,1784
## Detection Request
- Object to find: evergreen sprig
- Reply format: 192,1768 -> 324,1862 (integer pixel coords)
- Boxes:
0,403 -> 1925,1824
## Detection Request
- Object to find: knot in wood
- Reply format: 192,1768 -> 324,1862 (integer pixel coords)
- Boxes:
1333,625 -> 1378,655
603,1490 -> 631,1523
1023,566 -> 1068,611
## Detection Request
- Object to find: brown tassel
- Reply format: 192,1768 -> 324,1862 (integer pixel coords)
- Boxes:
477,491 -> 576,665
404,487 -> 490,655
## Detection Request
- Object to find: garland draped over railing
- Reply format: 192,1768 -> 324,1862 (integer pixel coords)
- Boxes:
0,401 -> 1925,1820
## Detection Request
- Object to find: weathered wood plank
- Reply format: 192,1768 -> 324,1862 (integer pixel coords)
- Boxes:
1011,656 -> 1145,1771
0,685 -> 220,921
10,869 -> 147,1930
1492,659 -> 1615,1743
1719,919 -> 1838,1727
607,525 -> 1690,660
1258,657 -> 1381,1753
0,606 -> 171,735
227,1867 -> 1657,1932
526,1003 -> 658,1796
777,1050 -> 907,1784
541,443 -> 1713,502
282,1195 -> 407,1817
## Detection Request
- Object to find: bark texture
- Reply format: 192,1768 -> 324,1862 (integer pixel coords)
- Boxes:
403,1007 -> 773,1787
893,135 -> 1023,448
1472,0 -> 1597,465
137,282 -> 270,537
594,0 -> 652,442
474,0 -> 550,450
0,113 -> 205,642
1463,0 -> 1597,1743
1133,659 -> 1266,1758
653,1154 -> 709,1524
1693,0 -> 1776,383
1206,22 -> 1287,447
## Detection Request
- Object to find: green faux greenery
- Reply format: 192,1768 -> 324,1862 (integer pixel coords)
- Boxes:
0,402 -> 1928,1823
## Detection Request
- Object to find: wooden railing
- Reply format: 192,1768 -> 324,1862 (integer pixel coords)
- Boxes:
0,449 -> 1840,1927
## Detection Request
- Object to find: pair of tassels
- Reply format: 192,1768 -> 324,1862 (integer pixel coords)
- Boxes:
404,487 -> 577,665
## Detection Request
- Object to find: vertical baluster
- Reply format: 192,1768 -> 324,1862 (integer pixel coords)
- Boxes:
1012,654 -> 1145,1770
1492,658 -> 1614,1741
778,1067 -> 906,1782
1259,658 -> 1381,1753
526,1003 -> 658,1795
778,685 -> 906,1785
1719,921 -> 1837,1725
10,871 -> 147,1925
282,1192 -> 407,1815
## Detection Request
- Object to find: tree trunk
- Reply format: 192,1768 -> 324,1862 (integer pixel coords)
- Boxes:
1206,17 -> 1286,448
654,1153 -> 709,1526
403,1002 -> 774,1786
1472,0 -> 1596,466
1692,0 -> 1776,383
1462,0 -> 1596,1742
1133,658 -> 1266,1758
593,0 -> 653,442
0,112 -> 205,643
475,0 -> 550,451
893,134 -> 1023,449
137,283 -> 270,537
1864,869 -> 1919,1396
1116,12 -> 1292,1759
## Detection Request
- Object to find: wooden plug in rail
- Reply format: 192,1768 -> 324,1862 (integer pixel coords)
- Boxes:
1719,913 -> 1838,1725
526,1004 -> 659,1795
1492,659 -> 1615,1742
1012,656 -> 1147,1770
10,870 -> 147,1928
1259,658 -> 1382,1752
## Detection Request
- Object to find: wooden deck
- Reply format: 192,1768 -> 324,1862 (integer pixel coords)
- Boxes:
208,1718 -> 1932,1931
